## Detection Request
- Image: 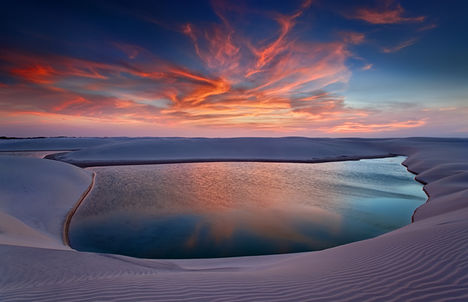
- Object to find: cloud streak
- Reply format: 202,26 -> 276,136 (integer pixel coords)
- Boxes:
382,38 -> 418,53
348,2 -> 425,24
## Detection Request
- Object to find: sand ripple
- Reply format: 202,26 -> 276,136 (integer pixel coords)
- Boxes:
1,138 -> 468,301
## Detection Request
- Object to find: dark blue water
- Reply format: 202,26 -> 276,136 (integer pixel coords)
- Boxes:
69,157 -> 426,259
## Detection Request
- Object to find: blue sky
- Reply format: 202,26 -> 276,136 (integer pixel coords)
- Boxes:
1,0 -> 467,137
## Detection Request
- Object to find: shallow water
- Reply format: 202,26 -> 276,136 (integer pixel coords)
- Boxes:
69,157 -> 426,259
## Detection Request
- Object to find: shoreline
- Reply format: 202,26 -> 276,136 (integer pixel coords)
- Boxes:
62,154 -> 417,255
46,153 -> 399,168
401,161 -> 430,223
62,172 -> 95,246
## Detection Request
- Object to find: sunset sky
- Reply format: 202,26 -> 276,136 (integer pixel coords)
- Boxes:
1,0 -> 467,137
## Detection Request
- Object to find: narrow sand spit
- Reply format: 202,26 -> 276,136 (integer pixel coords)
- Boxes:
1,137 -> 467,301
62,172 -> 95,246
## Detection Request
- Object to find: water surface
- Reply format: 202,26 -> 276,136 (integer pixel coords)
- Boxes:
70,157 -> 426,258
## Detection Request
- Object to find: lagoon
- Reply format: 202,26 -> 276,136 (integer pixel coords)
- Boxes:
69,157 -> 426,259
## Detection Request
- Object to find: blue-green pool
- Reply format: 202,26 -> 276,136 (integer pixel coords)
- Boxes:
69,157 -> 426,258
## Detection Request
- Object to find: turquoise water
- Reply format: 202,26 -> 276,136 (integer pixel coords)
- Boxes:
69,157 -> 426,259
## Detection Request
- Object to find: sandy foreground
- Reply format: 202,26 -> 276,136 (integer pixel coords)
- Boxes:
0,137 -> 467,301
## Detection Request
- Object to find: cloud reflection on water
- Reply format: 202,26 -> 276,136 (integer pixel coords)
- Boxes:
70,158 -> 426,258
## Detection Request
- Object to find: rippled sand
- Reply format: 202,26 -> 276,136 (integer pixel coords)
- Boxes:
1,137 -> 467,301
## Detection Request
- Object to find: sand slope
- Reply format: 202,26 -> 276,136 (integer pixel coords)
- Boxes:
1,137 -> 467,301
0,156 -> 93,249
0,137 -> 126,151
48,137 -> 392,167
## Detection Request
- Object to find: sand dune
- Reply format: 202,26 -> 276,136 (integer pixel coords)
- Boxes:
47,137 -> 392,167
0,137 -> 125,151
0,156 -> 92,249
1,137 -> 467,301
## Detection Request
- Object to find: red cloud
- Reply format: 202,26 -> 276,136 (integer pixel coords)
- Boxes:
52,96 -> 91,111
10,64 -> 56,84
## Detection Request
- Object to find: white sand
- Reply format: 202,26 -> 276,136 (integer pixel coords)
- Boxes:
49,137 -> 392,166
0,137 -> 467,301
0,137 -> 126,151
0,156 -> 92,250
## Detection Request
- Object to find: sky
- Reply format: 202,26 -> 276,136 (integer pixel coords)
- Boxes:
1,0 -> 467,137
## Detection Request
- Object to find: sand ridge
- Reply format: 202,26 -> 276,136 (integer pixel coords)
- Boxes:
62,172 -> 95,246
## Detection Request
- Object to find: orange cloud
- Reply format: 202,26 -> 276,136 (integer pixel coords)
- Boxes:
247,0 -> 312,76
0,83 -> 163,124
350,3 -> 425,24
327,120 -> 426,133
182,9 -> 240,75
